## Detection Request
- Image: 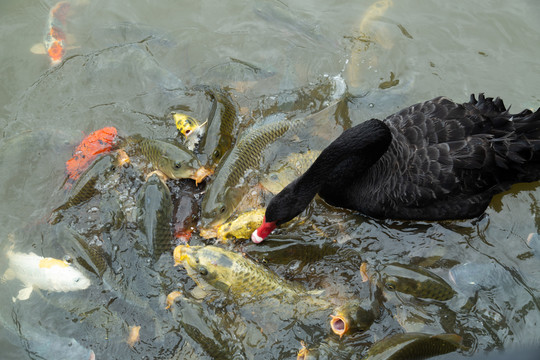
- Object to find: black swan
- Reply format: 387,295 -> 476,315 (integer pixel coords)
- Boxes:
251,94 -> 540,243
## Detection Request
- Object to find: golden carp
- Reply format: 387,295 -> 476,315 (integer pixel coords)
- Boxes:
198,87 -> 238,169
2,242 -> 91,301
174,245 -> 309,299
361,332 -> 463,360
200,116 -> 298,230
216,208 -> 266,242
362,263 -> 456,301
136,171 -> 173,259
121,134 -> 211,183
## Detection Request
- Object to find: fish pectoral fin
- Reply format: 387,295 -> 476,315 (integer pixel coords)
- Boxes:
190,285 -> 208,300
15,286 -> 33,301
30,43 -> 47,55
1,268 -> 15,282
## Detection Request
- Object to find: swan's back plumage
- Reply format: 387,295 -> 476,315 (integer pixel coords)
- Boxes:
318,94 -> 540,220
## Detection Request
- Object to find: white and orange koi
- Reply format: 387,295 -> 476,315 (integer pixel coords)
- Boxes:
30,1 -> 74,65
2,245 -> 90,301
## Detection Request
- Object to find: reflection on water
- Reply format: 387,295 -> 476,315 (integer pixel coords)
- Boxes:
1,0 -> 540,359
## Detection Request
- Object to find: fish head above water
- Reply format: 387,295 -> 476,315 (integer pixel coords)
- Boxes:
173,112 -> 201,138
157,144 -> 211,183
200,187 -> 244,232
173,245 -> 233,293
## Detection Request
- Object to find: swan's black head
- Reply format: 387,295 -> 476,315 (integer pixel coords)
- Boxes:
252,179 -> 314,243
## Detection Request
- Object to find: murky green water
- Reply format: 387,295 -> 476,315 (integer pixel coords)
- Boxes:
1,0 -> 540,359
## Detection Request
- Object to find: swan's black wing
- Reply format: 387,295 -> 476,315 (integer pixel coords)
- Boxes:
337,94 -> 540,220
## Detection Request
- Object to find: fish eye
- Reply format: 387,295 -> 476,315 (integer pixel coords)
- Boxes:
385,278 -> 398,291
219,205 -> 226,214
185,129 -> 191,135
198,266 -> 208,276
174,161 -> 182,170
212,150 -> 221,159
63,255 -> 73,264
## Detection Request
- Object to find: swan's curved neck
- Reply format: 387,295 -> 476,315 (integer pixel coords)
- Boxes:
266,119 -> 391,225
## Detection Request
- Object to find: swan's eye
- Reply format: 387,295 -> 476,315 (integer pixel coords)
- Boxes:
174,162 -> 182,170
74,277 -> 80,283
185,129 -> 191,135
198,266 -> 208,276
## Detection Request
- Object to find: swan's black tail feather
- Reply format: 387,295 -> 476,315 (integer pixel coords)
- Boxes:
488,99 -> 540,181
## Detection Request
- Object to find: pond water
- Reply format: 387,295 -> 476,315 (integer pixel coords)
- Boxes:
1,0 -> 539,359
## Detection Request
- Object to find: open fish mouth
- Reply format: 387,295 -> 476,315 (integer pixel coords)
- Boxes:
330,314 -> 348,337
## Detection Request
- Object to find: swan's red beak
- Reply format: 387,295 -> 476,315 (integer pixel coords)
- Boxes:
251,217 -> 277,244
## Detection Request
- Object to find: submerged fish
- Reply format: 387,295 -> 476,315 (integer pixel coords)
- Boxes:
18,324 -> 95,360
200,115 -> 298,230
363,263 -> 456,301
361,332 -> 463,360
30,2 -> 72,65
2,244 -> 90,301
136,171 -> 173,259
174,245 -> 309,299
260,150 -> 321,194
198,87 -> 238,169
448,262 -> 515,296
169,290 -> 246,359
121,134 -> 211,182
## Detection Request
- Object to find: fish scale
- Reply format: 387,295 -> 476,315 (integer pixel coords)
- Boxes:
121,134 -> 203,180
51,153 -> 118,223
201,119 -> 298,229
175,245 -> 310,300
136,173 -> 173,259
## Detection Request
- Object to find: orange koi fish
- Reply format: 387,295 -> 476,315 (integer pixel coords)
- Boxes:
64,127 -> 118,188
